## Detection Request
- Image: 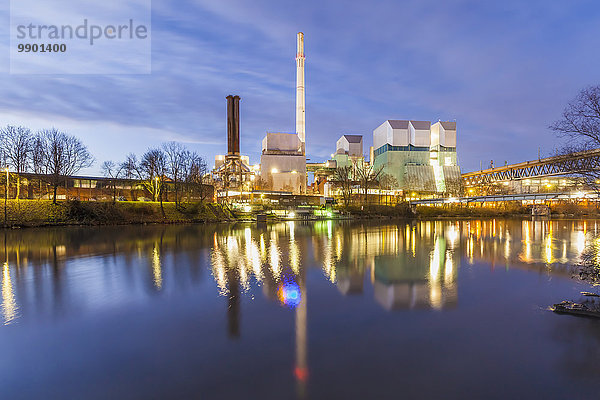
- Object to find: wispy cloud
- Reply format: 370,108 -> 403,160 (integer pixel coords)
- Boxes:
1,0 -> 599,172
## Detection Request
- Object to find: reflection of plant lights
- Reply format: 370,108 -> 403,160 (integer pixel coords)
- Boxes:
277,281 -> 301,308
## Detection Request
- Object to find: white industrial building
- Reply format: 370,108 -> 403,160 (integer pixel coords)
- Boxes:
372,120 -> 460,193
336,134 -> 363,157
260,32 -> 308,194
260,132 -> 306,193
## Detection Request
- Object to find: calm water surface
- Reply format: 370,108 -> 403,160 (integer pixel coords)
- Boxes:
1,219 -> 600,399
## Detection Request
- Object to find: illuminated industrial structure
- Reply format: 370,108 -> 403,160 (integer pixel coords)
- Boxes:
213,95 -> 255,197
462,148 -> 600,196
260,33 -> 307,194
332,134 -> 364,169
372,120 -> 461,193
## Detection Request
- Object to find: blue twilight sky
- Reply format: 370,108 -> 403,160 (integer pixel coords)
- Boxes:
1,0 -> 600,174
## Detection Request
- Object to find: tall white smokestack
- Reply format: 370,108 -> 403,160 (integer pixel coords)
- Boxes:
296,32 -> 305,154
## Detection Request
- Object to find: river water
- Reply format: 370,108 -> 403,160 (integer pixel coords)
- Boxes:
1,219 -> 600,399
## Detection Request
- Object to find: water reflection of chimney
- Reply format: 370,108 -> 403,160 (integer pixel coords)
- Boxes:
226,267 -> 240,338
295,269 -> 308,398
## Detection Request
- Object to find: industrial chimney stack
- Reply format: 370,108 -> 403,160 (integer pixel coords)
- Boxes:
295,32 -> 306,154
226,95 -> 240,155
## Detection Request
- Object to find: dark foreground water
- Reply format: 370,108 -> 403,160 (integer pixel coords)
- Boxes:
1,219 -> 600,399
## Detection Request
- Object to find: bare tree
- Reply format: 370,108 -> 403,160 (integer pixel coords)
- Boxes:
551,85 -> 600,148
138,148 -> 166,215
0,125 -> 33,199
35,129 -> 94,204
101,160 -> 123,202
354,160 -> 384,205
120,153 -> 139,200
551,85 -> 600,191
120,154 -> 138,179
444,177 -> 465,197
378,173 -> 398,205
163,142 -> 187,208
183,151 -> 209,202
331,166 -> 354,207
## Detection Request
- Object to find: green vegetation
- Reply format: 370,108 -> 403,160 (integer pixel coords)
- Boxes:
415,202 -> 600,218
2,199 -> 224,227
415,204 -> 530,218
339,202 -> 414,218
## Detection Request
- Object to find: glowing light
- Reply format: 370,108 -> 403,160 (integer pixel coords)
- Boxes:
295,367 -> 309,382
444,250 -> 453,283
430,285 -> 442,310
289,212 -> 296,218
269,241 -> 281,280
277,281 -> 301,308
152,245 -> 162,290
271,168 -> 279,174
249,241 -> 262,281
1,262 -> 18,325
243,205 -> 252,213
446,224 -> 458,248
429,237 -> 444,282
576,230 -> 586,254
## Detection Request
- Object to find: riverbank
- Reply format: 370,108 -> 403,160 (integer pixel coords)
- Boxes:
2,199 -> 600,228
0,199 -> 225,227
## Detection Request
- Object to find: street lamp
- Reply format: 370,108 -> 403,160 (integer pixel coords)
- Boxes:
4,166 -> 9,225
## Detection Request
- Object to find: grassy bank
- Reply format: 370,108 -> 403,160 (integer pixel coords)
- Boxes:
415,204 -> 530,218
415,203 -> 600,218
340,203 -> 414,218
340,203 -> 531,219
1,199 -> 225,227
3,200 -> 600,228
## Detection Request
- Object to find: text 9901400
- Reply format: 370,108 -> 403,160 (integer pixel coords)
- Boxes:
17,44 -> 67,53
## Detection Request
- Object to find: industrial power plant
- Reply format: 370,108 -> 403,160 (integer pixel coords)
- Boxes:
212,32 -> 462,203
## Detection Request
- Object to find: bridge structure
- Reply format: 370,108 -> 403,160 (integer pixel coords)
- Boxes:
462,148 -> 600,186
409,191 -> 599,206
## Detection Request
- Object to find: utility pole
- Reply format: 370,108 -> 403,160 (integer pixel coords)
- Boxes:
4,166 -> 9,225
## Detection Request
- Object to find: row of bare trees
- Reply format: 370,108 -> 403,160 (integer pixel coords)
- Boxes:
101,142 -> 209,209
0,126 -> 93,203
0,125 -> 210,207
330,158 -> 466,207
330,161 -> 396,207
